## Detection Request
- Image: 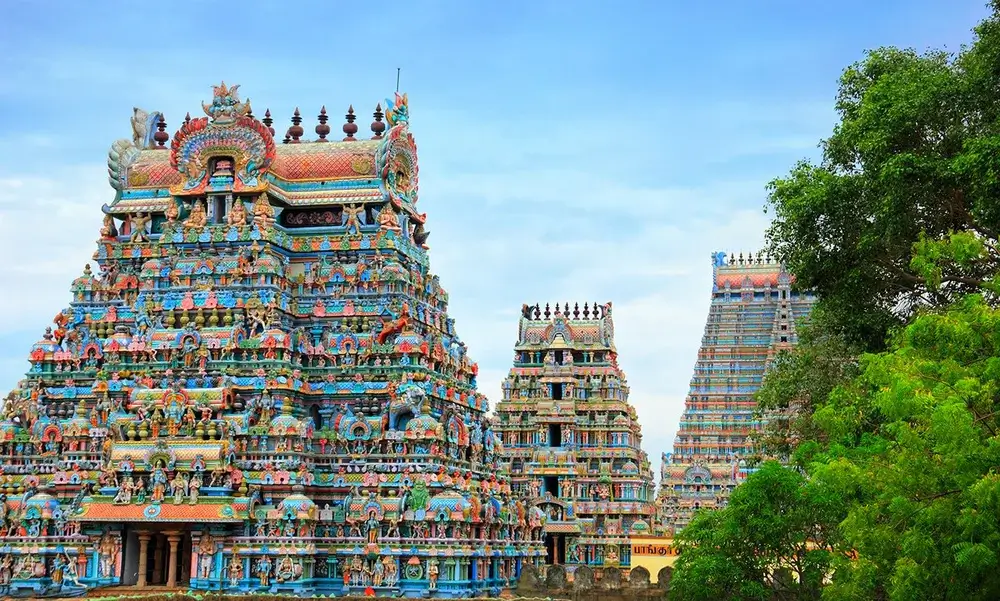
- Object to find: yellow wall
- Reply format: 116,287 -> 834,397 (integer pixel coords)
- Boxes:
629,537 -> 679,583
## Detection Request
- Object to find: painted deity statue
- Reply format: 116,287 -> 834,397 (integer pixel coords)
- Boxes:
184,200 -> 208,229
228,198 -> 247,225
198,535 -> 216,579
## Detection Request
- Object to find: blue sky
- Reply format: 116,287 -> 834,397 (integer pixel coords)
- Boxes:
0,0 -> 989,467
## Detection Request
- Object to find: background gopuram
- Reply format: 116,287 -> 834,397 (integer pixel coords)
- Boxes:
656,252 -> 816,533
494,302 -> 656,576
0,83 -> 543,597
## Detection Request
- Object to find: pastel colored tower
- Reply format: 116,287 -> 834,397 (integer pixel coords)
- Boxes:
0,84 -> 542,597
494,302 -> 656,575
657,252 -> 816,533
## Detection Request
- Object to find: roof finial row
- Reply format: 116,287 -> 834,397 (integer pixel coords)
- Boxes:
521,302 -> 607,321
275,104 -> 389,144
728,250 -> 773,266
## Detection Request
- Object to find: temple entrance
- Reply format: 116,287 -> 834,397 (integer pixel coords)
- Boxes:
124,527 -> 193,588
544,533 -> 566,565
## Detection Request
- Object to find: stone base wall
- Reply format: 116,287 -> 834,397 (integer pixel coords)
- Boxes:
515,564 -> 672,601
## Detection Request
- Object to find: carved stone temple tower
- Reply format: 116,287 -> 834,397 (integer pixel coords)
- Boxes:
494,302 -> 656,576
0,84 -> 543,597
657,252 -> 816,533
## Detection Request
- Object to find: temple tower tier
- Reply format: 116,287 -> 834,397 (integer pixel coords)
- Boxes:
494,302 -> 656,575
656,252 -> 816,533
0,84 -> 542,597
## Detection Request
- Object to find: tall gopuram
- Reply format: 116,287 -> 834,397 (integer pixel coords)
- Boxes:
494,302 -> 657,575
0,83 -> 543,597
656,252 -> 816,533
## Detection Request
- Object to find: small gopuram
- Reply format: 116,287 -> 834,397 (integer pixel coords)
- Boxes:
494,302 -> 656,576
657,252 -> 816,533
0,83 -> 543,597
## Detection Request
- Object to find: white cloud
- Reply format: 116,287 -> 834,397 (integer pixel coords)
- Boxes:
0,167 -> 107,333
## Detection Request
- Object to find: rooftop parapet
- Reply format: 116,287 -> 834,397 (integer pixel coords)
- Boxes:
520,302 -> 610,321
516,302 -> 616,351
711,251 -> 793,291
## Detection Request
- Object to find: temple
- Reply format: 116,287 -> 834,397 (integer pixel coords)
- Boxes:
656,252 -> 816,533
493,303 -> 656,576
0,83 -> 543,597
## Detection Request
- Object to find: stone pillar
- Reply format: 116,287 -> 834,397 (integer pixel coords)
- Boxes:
166,532 -> 182,587
136,532 -> 152,588
152,537 -> 164,584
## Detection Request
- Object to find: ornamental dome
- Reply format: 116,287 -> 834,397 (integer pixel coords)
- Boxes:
103,330 -> 133,351
428,490 -> 470,514
260,328 -> 290,348
270,401 -> 302,435
253,254 -> 283,275
140,258 -> 162,277
279,488 -> 316,518
62,400 -> 92,434
404,414 -> 441,440
71,268 -> 97,290
24,491 -> 61,519
30,334 -> 60,355
630,519 -> 650,533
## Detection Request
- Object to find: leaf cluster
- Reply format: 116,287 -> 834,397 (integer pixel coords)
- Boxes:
673,5 -> 1000,601
765,3 -> 1000,351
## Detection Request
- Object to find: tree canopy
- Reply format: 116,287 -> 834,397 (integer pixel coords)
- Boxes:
765,2 -> 1000,351
672,4 -> 1000,600
671,462 -> 843,601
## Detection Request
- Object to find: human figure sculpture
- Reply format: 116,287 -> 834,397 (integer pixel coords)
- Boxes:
427,559 -> 439,589
172,472 -> 188,505
255,555 -> 272,587
228,551 -> 243,587
184,200 -> 208,229
343,204 -> 364,234
129,213 -> 150,242
189,474 -> 202,505
198,535 -> 215,579
228,198 -> 247,225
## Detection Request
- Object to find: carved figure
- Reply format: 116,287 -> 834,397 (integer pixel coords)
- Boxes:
255,555 -> 272,587
184,200 -> 208,229
129,213 -> 150,242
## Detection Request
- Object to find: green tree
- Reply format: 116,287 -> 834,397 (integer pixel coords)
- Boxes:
765,2 -> 1000,352
755,322 -> 861,467
671,462 -> 844,601
806,295 -> 1000,601
675,5 -> 1000,601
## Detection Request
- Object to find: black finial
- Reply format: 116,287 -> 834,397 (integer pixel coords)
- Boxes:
371,103 -> 386,139
184,112 -> 191,125
583,302 -> 590,319
573,302 -> 580,319
315,106 -> 330,142
263,109 -> 275,137
154,115 -> 169,148
544,303 -> 551,319
289,108 -> 303,143
343,105 -> 358,141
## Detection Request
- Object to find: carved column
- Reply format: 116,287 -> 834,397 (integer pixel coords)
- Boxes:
136,532 -> 152,588
166,532 -> 182,587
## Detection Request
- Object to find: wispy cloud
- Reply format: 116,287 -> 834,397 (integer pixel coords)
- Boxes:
0,0 -> 987,479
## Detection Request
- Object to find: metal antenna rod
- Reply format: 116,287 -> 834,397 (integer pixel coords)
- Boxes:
396,68 -> 401,92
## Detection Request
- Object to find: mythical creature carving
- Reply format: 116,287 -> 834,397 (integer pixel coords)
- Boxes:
202,82 -> 250,124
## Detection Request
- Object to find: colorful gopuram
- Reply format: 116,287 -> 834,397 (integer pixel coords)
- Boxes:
0,83 -> 543,597
494,302 -> 656,575
656,252 -> 816,533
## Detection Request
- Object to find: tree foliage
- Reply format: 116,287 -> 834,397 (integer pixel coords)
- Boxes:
815,296 -> 1000,600
764,3 -> 1000,351
671,462 -> 844,601
673,5 -> 1000,600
